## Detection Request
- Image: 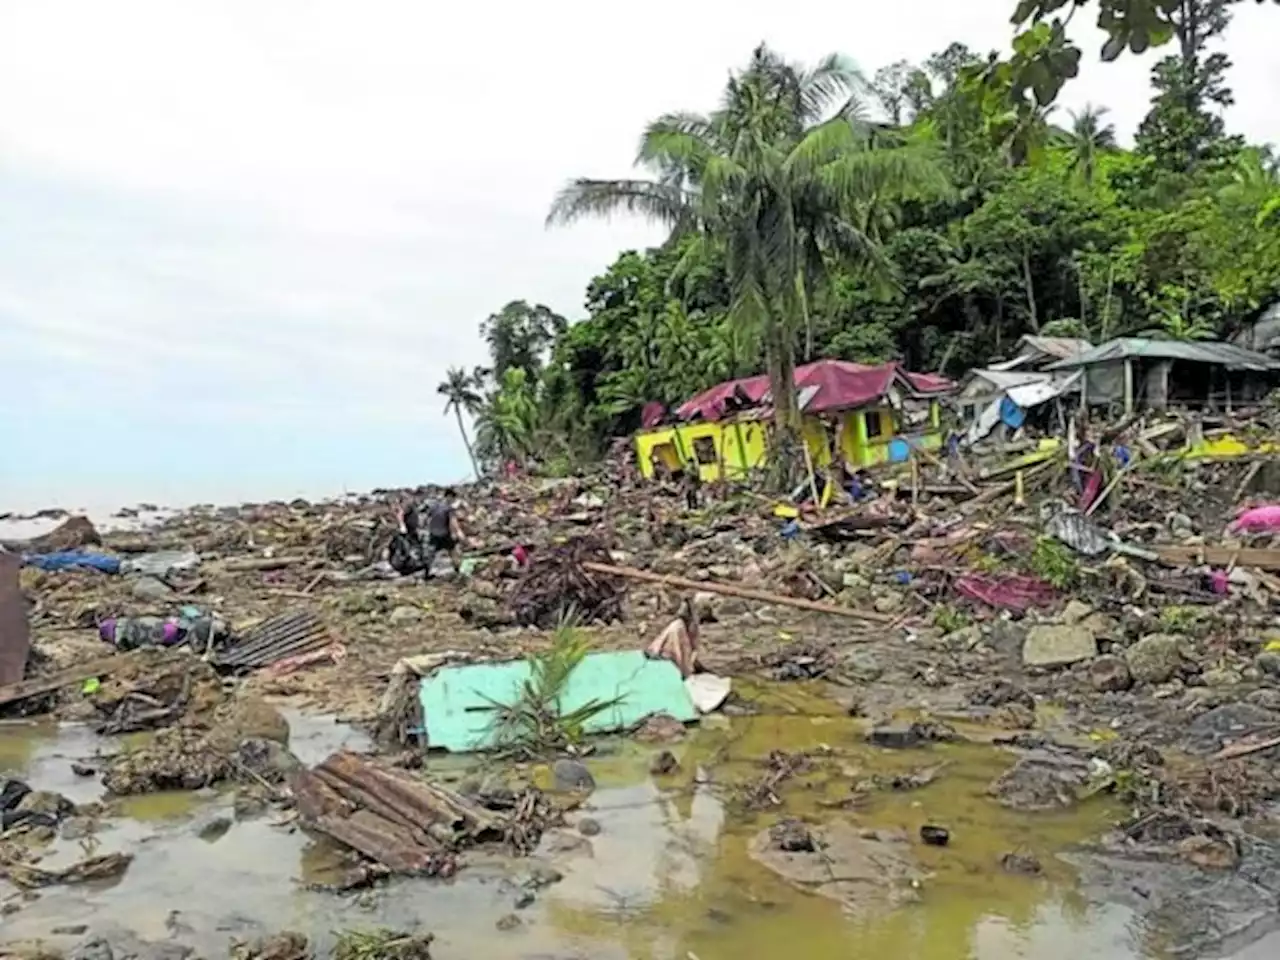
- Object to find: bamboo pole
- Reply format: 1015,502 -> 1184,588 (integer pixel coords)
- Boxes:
580,561 -> 896,624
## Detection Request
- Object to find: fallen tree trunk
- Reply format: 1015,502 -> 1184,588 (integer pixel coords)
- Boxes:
580,562 -> 897,624
0,651 -> 143,709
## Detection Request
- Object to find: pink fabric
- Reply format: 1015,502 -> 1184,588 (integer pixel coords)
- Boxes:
675,359 -> 953,422
955,574 -> 1056,613
1230,505 -> 1280,533
644,617 -> 699,678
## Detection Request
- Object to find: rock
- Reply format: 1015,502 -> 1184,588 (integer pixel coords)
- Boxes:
1022,625 -> 1097,668
495,914 -> 522,932
988,752 -> 1091,810
538,828 -> 594,858
234,737 -> 303,783
1089,655 -> 1133,692
210,697 -> 290,751
130,577 -> 174,603
69,762 -> 97,778
388,605 -> 424,626
769,818 -> 815,852
528,865 -> 562,888
748,821 -> 922,919
1078,613 -> 1119,639
969,679 -> 1035,710
1060,600 -> 1094,626
230,932 -> 309,960
1186,703 -> 1280,754
1177,835 -> 1239,870
59,816 -> 97,841
844,652 -> 884,683
70,939 -> 113,960
1000,851 -> 1042,875
872,592 -> 905,615
987,620 -> 1026,657
634,712 -> 688,744
577,817 -> 601,837
867,724 -> 922,749
551,759 -> 594,791
1202,667 -> 1242,688
16,789 -> 74,821
649,750 -> 680,775
513,890 -> 535,909
1255,652 -> 1280,677
1125,634 -> 1185,685
194,814 -> 232,842
942,625 -> 983,651
1246,689 -> 1280,711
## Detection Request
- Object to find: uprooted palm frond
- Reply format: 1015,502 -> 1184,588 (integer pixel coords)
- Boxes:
482,620 -> 624,759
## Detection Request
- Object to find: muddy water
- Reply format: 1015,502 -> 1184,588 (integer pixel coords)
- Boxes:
0,700 -> 1268,959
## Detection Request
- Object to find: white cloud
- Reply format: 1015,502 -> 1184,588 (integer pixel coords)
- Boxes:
0,0 -> 1275,504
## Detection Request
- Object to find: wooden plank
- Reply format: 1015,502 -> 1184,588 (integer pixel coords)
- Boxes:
0,650 -> 142,708
1154,545 -> 1280,572
0,553 -> 30,686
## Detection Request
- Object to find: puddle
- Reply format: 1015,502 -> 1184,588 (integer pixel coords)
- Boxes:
0,704 -> 1272,958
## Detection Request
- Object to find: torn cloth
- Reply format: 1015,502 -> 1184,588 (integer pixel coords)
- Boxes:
954,574 -> 1056,613
645,617 -> 699,678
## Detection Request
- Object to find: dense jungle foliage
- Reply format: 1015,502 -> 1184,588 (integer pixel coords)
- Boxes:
439,0 -> 1280,477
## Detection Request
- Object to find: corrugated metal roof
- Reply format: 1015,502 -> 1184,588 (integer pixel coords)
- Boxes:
1017,335 -> 1094,359
1045,338 -> 1280,372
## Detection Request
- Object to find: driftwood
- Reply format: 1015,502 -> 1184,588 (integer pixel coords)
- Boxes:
580,562 -> 896,624
1155,545 -> 1280,572
0,651 -> 142,709
2,852 -> 132,889
292,751 -> 505,874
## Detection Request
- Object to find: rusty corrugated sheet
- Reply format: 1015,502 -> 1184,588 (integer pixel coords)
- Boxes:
0,552 -> 31,686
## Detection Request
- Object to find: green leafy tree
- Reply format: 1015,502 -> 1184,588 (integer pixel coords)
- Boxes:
1060,103 -> 1117,184
436,366 -> 483,479
479,301 -> 568,382
547,44 -> 949,482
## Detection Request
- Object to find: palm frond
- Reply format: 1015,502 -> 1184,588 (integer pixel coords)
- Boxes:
545,179 -> 697,229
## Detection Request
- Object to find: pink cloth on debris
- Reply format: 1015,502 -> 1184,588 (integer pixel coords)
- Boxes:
1230,504 -> 1280,533
954,574 -> 1056,613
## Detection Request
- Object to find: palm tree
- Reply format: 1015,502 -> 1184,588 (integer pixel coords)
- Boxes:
547,45 -> 949,482
1061,104 -> 1117,184
437,366 -> 483,479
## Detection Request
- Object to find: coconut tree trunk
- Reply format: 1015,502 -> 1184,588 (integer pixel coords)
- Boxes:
765,312 -> 802,490
454,407 -> 481,480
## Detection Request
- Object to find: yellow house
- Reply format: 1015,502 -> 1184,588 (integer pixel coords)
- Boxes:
635,359 -> 952,482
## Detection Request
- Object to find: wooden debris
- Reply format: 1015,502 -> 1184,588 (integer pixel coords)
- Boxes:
291,751 -> 515,875
0,651 -> 144,709
1154,545 -> 1280,572
581,561 -> 897,624
2,852 -> 132,889
0,553 -> 30,686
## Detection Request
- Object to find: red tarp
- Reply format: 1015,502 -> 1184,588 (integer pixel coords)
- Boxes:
675,360 -> 952,422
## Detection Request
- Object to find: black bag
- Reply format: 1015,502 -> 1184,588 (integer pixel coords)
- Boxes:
388,531 -> 425,575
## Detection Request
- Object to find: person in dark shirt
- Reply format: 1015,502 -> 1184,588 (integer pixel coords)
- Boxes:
393,488 -> 465,579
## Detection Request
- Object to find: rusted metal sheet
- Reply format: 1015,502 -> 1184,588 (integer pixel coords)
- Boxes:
0,552 -> 31,686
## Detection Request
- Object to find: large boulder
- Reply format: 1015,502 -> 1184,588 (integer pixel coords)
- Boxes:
1125,634 -> 1185,685
1022,625 -> 1097,668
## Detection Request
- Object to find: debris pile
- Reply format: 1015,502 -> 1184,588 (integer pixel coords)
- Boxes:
506,537 -> 624,627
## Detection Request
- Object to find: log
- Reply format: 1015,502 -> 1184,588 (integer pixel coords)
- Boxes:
1154,545 -> 1280,572
0,651 -> 143,708
221,556 -> 310,572
580,562 -> 897,624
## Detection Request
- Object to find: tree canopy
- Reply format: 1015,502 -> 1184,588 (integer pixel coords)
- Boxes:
456,24 -> 1280,480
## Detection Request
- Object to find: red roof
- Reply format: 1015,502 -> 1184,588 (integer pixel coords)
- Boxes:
675,359 -> 952,422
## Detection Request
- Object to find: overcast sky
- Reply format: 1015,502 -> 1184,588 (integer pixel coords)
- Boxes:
0,0 -> 1275,512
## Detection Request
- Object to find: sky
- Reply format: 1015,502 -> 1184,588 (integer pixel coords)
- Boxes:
0,0 -> 1276,513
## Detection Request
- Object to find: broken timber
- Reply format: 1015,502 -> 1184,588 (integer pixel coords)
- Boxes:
0,650 -> 144,709
580,562 -> 897,624
1154,545 -> 1280,572
291,751 -> 506,874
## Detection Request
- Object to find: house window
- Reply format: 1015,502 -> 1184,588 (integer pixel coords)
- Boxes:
865,411 -> 886,439
693,436 -> 718,464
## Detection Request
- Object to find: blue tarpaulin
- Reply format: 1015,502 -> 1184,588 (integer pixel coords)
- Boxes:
23,552 -> 121,574
419,651 -> 697,753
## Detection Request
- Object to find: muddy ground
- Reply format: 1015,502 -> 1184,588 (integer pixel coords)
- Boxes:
6,448 -> 1280,959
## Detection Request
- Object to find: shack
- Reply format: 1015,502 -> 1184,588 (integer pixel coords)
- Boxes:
987,335 -> 1093,373
635,359 -> 953,482
1044,338 -> 1280,414
955,368 -> 1082,445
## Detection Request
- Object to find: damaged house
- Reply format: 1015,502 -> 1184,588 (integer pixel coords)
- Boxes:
1044,337 -> 1280,414
956,336 -> 1092,445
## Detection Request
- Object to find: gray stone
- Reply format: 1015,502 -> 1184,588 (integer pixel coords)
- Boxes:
388,605 -> 424,626
1256,652 -> 1280,677
552,758 -> 595,791
1088,655 -> 1133,693
1125,634 -> 1185,685
1202,667 -> 1242,688
71,939 -> 113,960
577,817 -> 601,837
130,576 -> 174,603
845,652 -> 884,682
1022,625 -> 1097,668
872,592 -> 905,615
1060,600 -> 1094,626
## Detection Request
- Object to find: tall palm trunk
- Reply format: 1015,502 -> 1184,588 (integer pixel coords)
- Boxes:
765,311 -> 802,488
454,407 -> 481,479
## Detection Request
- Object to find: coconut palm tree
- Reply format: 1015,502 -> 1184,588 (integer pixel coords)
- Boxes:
436,366 -> 483,479
546,44 -> 949,483
1060,104 -> 1117,184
